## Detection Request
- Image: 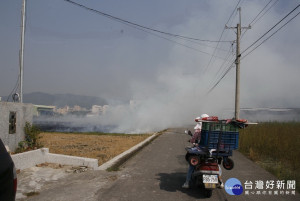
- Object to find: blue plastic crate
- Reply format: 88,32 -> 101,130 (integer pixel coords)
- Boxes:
202,122 -> 239,132
200,130 -> 239,150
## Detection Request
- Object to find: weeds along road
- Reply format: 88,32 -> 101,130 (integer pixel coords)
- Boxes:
26,128 -> 299,201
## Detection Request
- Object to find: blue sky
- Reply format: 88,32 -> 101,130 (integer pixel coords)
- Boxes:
1,0 -> 300,125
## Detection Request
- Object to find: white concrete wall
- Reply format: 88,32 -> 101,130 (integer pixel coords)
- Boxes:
46,153 -> 99,169
11,148 -> 99,170
0,102 -> 34,151
12,148 -> 48,170
12,133 -> 157,171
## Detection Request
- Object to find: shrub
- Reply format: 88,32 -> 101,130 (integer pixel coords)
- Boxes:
15,141 -> 28,153
24,122 -> 42,149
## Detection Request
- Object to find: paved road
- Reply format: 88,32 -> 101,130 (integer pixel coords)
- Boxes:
94,128 -> 299,201
25,128 -> 299,201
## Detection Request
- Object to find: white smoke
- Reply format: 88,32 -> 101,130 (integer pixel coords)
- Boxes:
98,61 -> 235,133
30,0 -> 300,133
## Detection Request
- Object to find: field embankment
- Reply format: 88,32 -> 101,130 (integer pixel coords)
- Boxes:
38,132 -> 151,166
239,122 -> 300,192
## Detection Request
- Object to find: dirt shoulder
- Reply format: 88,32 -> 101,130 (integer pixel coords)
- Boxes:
38,132 -> 151,166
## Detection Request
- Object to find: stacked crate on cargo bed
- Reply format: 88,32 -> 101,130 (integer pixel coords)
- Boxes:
200,121 -> 239,151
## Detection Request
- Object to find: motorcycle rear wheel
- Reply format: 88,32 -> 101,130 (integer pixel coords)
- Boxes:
204,189 -> 213,198
223,158 -> 234,170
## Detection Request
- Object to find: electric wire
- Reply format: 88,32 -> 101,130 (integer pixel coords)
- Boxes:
207,61 -> 235,94
209,53 -> 236,90
6,76 -> 20,102
202,0 -> 242,74
110,15 -> 231,60
241,0 -> 280,38
207,4 -> 300,94
63,0 -> 232,43
227,0 -> 243,26
250,0 -> 274,25
62,0 -> 298,95
207,45 -> 235,90
179,38 -> 232,53
204,0 -> 241,90
242,10 -> 300,60
215,51 -> 235,79
241,4 -> 300,56
62,0 -> 236,59
252,0 -> 280,26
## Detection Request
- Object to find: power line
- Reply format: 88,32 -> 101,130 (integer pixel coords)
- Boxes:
62,0 -> 236,59
100,12 -> 232,60
241,3 -> 300,55
242,0 -> 280,38
207,61 -> 235,94
208,44 -> 235,90
135,24 -> 230,60
208,0 -> 279,96
63,0 -> 232,43
202,0 -> 242,74
208,55 -> 235,92
179,38 -> 233,53
226,0 -> 243,25
6,76 -> 20,102
250,0 -> 274,25
252,0 -> 280,26
207,4 -> 300,94
214,51 -> 235,78
242,10 -> 300,59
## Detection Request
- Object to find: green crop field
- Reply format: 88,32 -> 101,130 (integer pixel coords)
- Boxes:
239,122 -> 300,192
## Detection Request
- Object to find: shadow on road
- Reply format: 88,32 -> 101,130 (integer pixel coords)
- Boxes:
157,172 -> 208,199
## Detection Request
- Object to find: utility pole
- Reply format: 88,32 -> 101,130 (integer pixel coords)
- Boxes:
19,0 -> 26,103
226,7 -> 250,119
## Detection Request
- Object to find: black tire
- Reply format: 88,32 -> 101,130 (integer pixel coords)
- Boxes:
185,153 -> 190,162
223,158 -> 234,170
204,189 -> 213,198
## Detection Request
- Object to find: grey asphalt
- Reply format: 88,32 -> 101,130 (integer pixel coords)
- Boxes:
23,128 -> 299,201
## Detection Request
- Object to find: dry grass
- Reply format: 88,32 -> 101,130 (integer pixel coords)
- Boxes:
38,132 -> 151,166
239,122 -> 300,192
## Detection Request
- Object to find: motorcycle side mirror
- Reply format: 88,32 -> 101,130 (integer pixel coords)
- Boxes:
185,130 -> 193,136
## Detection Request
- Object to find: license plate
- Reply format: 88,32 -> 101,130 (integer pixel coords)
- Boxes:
203,175 -> 218,184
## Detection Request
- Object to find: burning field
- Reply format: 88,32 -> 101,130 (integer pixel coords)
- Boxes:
38,132 -> 152,166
